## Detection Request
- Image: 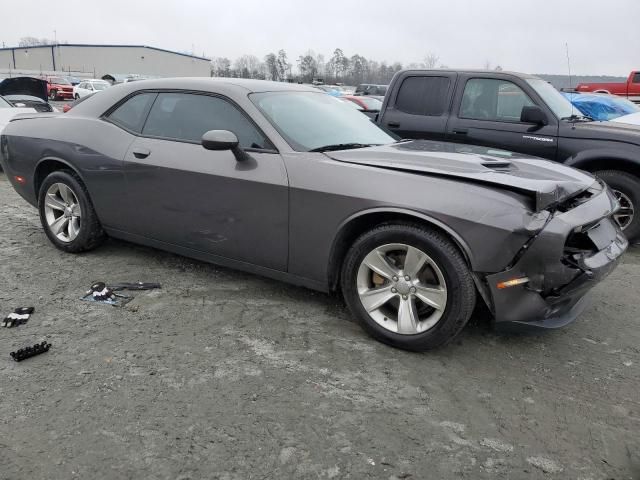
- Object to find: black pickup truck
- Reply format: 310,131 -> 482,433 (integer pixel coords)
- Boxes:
377,69 -> 640,240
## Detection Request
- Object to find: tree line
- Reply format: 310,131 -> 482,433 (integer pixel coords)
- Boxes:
211,49 -> 447,85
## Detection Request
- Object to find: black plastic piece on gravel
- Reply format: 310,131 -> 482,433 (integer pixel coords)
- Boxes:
10,342 -> 51,362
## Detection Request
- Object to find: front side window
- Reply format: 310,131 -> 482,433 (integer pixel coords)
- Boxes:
632,72 -> 640,84
396,76 -> 450,116
460,78 -> 534,122
142,92 -> 272,149
525,78 -> 575,119
251,91 -> 394,151
107,92 -> 157,133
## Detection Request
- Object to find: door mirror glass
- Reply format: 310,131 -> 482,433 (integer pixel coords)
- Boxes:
520,105 -> 548,125
201,130 -> 239,151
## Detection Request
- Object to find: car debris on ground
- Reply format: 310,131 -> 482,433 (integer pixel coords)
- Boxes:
2,306 -> 35,327
10,341 -> 51,362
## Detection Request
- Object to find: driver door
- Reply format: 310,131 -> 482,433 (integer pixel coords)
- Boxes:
121,91 -> 289,271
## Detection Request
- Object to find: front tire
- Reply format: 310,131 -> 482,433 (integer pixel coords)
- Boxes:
38,170 -> 106,253
596,170 -> 640,241
341,223 -> 476,351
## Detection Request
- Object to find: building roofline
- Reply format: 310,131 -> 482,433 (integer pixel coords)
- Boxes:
0,43 -> 211,61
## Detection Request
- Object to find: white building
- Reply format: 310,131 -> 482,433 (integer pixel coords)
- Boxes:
0,44 -> 211,79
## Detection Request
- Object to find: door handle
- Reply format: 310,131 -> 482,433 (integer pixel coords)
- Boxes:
132,147 -> 151,159
452,128 -> 468,135
387,121 -> 400,128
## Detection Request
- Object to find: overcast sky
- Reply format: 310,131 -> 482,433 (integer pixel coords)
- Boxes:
3,0 -> 638,76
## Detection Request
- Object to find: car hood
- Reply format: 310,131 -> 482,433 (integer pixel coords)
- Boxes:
325,140 -> 596,212
562,118 -> 640,145
0,77 -> 48,102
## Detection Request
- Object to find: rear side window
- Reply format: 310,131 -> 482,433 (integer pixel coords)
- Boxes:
107,92 -> 156,133
395,76 -> 450,116
141,92 -> 273,149
460,78 -> 534,122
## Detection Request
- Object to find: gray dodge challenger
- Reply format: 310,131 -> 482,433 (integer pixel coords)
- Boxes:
0,78 -> 628,350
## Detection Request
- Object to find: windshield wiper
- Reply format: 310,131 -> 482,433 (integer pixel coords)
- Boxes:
560,114 -> 594,122
309,143 -> 379,153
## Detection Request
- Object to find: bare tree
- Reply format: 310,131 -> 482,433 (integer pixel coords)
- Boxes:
18,37 -> 54,47
264,53 -> 278,81
276,50 -> 290,81
423,53 -> 440,69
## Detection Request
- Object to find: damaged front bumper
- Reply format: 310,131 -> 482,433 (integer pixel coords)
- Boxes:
483,181 -> 628,330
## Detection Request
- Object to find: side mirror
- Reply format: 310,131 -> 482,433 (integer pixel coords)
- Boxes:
521,105 -> 548,126
201,130 -> 249,161
202,130 -> 239,151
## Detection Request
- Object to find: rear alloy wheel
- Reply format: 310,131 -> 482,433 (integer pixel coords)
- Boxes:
341,224 -> 476,351
43,182 -> 82,243
596,170 -> 640,242
38,170 -> 106,252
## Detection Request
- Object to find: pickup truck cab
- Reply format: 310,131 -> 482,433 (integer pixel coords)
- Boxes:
576,71 -> 640,103
378,69 -> 640,240
43,75 -> 74,101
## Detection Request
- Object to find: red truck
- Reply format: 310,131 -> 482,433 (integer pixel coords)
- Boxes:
576,71 -> 640,103
42,75 -> 74,101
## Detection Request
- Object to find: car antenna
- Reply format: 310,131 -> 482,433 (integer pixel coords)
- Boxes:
565,42 -> 575,121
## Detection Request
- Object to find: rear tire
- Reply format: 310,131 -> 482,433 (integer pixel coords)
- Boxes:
38,170 -> 106,253
596,170 -> 640,241
340,223 -> 476,351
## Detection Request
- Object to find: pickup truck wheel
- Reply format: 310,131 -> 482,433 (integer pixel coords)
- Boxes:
38,170 -> 106,253
49,90 -> 57,101
341,223 -> 476,351
596,170 -> 640,241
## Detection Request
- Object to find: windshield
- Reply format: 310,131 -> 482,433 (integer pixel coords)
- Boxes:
251,91 -> 394,151
92,82 -> 109,91
0,96 -> 12,108
526,79 -> 575,119
49,77 -> 71,85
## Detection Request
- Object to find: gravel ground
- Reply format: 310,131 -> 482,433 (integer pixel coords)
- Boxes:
0,171 -> 639,480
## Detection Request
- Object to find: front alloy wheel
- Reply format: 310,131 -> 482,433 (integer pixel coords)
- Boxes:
357,243 -> 447,334
341,224 -> 476,351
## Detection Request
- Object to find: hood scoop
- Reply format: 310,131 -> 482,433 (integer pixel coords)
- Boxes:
480,157 -> 512,169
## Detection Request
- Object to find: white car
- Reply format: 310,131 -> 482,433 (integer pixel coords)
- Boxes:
0,95 -> 35,132
0,96 -> 35,171
611,111 -> 640,126
73,80 -> 110,99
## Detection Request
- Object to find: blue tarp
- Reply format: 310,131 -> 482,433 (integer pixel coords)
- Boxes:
562,92 -> 640,121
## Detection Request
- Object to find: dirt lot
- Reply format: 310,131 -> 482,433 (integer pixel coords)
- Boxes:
0,171 -> 638,480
